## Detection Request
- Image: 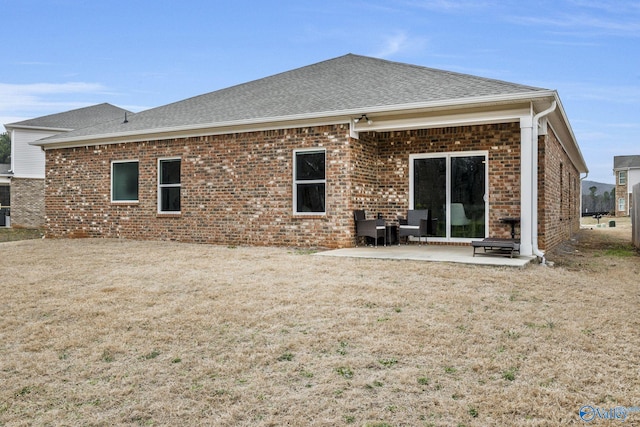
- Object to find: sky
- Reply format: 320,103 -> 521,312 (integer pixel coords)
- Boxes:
1,0 -> 638,184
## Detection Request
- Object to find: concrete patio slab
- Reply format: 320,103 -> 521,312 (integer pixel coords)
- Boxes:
316,244 -> 536,267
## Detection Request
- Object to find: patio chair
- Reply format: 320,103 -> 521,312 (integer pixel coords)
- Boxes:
398,209 -> 432,244
353,210 -> 386,247
451,203 -> 471,227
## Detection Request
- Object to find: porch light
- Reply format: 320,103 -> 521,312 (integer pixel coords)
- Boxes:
354,114 -> 373,125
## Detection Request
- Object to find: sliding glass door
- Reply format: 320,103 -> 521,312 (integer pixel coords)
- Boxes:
411,152 -> 487,241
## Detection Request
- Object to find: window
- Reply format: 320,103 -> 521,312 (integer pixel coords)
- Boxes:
158,158 -> 181,213
294,149 -> 325,214
619,171 -> 627,185
618,197 -> 626,212
111,160 -> 139,202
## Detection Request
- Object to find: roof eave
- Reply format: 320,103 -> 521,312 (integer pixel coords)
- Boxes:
34,91 -> 559,149
5,124 -> 74,133
546,92 -> 588,174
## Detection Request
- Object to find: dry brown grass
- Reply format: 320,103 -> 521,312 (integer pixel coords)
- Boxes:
1,219 -> 638,426
0,227 -> 43,243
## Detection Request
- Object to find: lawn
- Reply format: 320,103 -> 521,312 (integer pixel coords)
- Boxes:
0,220 -> 638,426
0,227 -> 43,243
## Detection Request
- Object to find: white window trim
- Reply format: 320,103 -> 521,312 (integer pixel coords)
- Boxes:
158,157 -> 181,214
293,148 -> 326,215
619,170 -> 627,186
409,150 -> 489,242
111,159 -> 139,203
618,197 -> 626,212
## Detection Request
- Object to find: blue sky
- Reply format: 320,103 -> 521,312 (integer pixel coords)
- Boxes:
1,0 -> 638,184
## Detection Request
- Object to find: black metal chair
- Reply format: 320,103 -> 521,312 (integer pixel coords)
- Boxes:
398,209 -> 432,244
353,210 -> 386,247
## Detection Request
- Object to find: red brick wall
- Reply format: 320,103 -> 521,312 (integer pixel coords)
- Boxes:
615,174 -> 628,216
371,122 -> 523,240
349,132 -> 381,215
45,125 -> 355,248
44,121 -> 580,250
537,128 -> 581,250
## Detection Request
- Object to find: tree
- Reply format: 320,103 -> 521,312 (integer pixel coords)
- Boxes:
0,132 -> 10,164
589,186 -> 598,212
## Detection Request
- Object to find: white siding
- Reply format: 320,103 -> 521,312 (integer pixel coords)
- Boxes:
628,168 -> 640,192
11,129 -> 61,179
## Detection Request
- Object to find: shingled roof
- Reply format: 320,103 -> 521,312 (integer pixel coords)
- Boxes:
613,155 -> 640,169
37,54 -> 551,146
5,103 -> 130,131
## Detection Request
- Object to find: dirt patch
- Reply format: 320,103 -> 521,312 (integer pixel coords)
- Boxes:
546,216 -> 637,271
0,223 -> 638,426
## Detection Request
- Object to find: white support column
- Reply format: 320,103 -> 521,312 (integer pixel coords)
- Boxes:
349,118 -> 359,139
520,116 -> 533,256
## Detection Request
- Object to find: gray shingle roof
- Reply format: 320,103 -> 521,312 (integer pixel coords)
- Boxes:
40,54 -> 549,144
614,155 -> 640,169
5,103 -> 131,131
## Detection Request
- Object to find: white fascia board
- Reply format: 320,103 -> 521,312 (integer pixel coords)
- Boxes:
11,173 -> 45,179
5,124 -> 74,132
35,117 -> 352,150
545,94 -> 588,173
34,91 -> 557,149
354,108 -> 529,133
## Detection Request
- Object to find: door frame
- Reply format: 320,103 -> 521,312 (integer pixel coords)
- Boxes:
409,150 -> 489,243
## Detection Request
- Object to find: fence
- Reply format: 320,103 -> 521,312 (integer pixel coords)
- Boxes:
633,184 -> 639,249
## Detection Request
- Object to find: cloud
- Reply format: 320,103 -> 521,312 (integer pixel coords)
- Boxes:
406,0 -> 495,12
0,82 -> 110,115
507,1 -> 640,37
566,0 -> 640,15
371,31 -> 428,58
560,82 -> 640,105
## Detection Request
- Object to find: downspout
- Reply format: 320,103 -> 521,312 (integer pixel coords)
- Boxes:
531,100 -> 557,264
579,172 -> 589,220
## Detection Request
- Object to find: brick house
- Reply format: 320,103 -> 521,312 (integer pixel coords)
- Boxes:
34,54 -> 587,257
3,104 -> 131,228
613,155 -> 640,216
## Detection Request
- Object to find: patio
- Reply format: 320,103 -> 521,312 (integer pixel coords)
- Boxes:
316,243 -> 535,267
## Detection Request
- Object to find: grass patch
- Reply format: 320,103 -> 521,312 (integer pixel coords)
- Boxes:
336,366 -> 354,379
0,227 -> 43,242
142,350 -> 161,360
603,244 -> 636,257
277,352 -> 294,362
378,358 -> 398,368
502,367 -> 519,381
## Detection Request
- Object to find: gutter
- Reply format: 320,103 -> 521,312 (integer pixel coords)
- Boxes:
579,172 -> 589,220
531,100 -> 557,264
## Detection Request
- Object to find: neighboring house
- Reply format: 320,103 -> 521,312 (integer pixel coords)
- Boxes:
3,104 -> 131,227
613,155 -> 640,216
0,163 -> 10,226
34,54 -> 588,256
